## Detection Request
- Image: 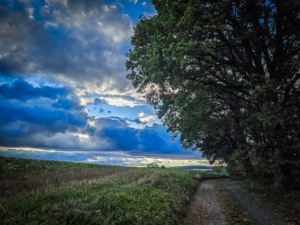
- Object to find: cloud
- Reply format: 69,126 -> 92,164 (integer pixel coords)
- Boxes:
92,95 -> 144,108
0,77 -> 88,148
0,148 -> 205,167
136,111 -> 156,124
142,2 -> 147,6
0,0 -> 134,95
0,1 -> 199,160
87,118 -> 197,156
0,77 -> 197,157
129,0 -> 139,4
0,78 -> 69,101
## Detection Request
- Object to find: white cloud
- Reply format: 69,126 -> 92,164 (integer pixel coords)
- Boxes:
97,96 -> 144,107
129,0 -> 139,4
138,111 -> 156,123
97,16 -> 133,43
26,7 -> 34,19
138,112 -> 145,117
44,21 -> 58,27
139,115 -> 156,123
47,2 -> 133,44
142,2 -> 147,6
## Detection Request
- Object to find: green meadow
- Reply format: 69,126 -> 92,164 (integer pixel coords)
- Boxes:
0,156 -> 223,225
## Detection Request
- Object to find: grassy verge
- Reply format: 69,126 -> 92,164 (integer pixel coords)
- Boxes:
0,156 -> 222,225
230,179 -> 300,225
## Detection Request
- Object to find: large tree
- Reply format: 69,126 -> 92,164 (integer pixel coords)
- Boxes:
126,0 -> 300,188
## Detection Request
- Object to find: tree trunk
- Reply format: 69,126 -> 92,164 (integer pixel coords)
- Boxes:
244,154 -> 254,180
273,148 -> 293,189
274,148 -> 284,188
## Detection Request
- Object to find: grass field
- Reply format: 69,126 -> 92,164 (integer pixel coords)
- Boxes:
0,156 -> 223,225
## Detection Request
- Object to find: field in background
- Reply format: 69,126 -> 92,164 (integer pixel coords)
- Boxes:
0,156 -> 225,225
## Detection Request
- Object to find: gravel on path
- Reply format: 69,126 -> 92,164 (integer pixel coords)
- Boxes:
220,180 -> 285,225
182,180 -> 228,225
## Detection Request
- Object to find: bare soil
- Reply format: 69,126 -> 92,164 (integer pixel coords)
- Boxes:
220,180 -> 285,225
182,179 -> 286,225
182,180 -> 228,225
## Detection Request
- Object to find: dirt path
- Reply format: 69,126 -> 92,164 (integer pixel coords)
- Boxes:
182,179 -> 286,225
220,180 -> 285,225
182,180 -> 228,225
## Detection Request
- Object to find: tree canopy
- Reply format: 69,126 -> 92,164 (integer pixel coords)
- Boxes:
126,0 -> 300,188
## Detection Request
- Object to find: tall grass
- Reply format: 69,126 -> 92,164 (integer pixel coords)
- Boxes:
0,156 -> 221,225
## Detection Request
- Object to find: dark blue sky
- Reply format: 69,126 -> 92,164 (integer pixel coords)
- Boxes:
0,0 -> 203,167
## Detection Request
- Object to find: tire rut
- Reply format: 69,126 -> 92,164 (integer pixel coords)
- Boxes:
220,180 -> 285,225
182,179 -> 286,225
182,179 -> 228,225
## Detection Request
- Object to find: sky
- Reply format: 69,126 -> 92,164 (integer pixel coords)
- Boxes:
0,0 -> 205,167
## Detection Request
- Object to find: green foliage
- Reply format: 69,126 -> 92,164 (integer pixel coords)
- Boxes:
211,166 -> 223,174
0,157 -> 218,225
126,0 -> 300,189
147,162 -> 159,168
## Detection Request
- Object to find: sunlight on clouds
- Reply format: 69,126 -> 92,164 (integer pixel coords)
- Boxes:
73,80 -> 145,106
87,156 -> 107,162
88,117 -> 96,126
0,148 -> 207,167
138,112 -> 146,117
138,111 -> 156,123
0,147 -> 62,153
67,75 -> 139,102
74,133 -> 90,141
87,155 -> 208,167
97,96 -> 144,107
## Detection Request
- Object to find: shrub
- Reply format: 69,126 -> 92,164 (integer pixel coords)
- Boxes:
147,162 -> 159,168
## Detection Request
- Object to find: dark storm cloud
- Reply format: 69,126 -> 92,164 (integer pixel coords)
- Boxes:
0,78 -> 69,101
0,0 -> 133,91
89,117 -> 195,155
0,77 -> 191,155
0,104 -> 86,127
0,78 -> 88,148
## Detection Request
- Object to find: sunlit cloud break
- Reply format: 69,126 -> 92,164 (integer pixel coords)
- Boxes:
0,148 -> 206,167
